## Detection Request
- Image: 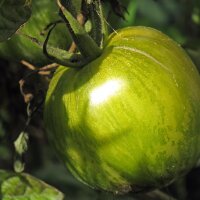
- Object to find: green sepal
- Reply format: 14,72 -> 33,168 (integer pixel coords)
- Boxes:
86,0 -> 108,48
19,31 -> 83,67
42,22 -> 84,67
61,0 -> 82,17
57,0 -> 102,61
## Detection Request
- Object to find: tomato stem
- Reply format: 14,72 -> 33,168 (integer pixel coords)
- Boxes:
57,0 -> 102,62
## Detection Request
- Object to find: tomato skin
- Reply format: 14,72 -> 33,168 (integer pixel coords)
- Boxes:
0,0 -> 71,64
45,26 -> 200,193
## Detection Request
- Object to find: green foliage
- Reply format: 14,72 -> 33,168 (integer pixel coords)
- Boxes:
0,0 -> 71,64
0,0 -> 31,42
0,169 -> 64,200
14,131 -> 29,173
106,0 -> 137,30
14,132 -> 28,156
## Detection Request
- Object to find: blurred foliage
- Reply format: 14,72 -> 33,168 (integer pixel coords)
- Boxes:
0,169 -> 64,200
0,0 -> 31,42
0,0 -> 200,199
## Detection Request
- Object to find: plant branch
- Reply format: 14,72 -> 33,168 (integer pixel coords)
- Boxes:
40,19 -> 63,36
68,13 -> 87,53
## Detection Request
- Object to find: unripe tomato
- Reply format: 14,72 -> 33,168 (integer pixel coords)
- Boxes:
44,26 -> 200,193
0,0 -> 71,64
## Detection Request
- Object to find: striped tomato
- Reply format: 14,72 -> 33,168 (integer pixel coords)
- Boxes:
44,26 -> 200,193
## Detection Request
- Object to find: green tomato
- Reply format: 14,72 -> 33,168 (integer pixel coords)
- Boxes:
44,26 -> 200,193
0,0 -> 71,64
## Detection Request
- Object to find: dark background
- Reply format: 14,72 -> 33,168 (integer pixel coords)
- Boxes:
0,0 -> 200,199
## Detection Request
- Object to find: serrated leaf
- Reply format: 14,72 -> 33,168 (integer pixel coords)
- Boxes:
0,0 -> 32,42
0,169 -> 65,200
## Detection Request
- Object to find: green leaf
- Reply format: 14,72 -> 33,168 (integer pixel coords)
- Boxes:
13,160 -> 25,174
0,169 -> 65,200
13,131 -> 29,173
14,132 -> 29,156
0,0 -> 32,42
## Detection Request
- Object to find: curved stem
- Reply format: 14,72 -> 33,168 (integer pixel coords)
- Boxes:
43,21 -> 83,68
17,31 -> 83,68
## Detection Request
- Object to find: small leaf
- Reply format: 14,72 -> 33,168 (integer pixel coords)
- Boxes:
14,160 -> 25,173
0,169 -> 65,200
0,0 -> 32,42
14,131 -> 29,173
14,131 -> 29,155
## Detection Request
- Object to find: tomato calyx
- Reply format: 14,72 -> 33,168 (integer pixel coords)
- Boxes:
43,0 -> 109,68
58,3 -> 102,59
42,20 -> 84,68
